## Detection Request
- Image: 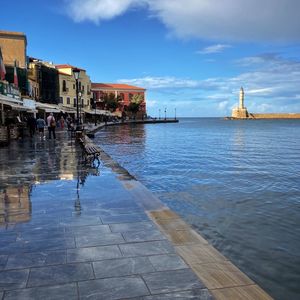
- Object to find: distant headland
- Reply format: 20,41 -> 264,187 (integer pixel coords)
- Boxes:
227,87 -> 300,119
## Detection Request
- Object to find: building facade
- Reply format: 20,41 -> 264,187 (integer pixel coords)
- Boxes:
91,83 -> 146,117
0,31 -> 27,68
0,31 -> 28,95
27,58 -> 59,104
56,65 -> 92,112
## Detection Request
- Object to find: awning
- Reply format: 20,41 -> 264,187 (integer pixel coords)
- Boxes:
61,106 -> 76,114
36,102 -> 62,113
0,99 -> 28,111
0,94 -> 23,105
84,109 -> 111,116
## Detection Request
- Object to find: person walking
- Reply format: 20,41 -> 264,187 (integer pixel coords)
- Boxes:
27,115 -> 37,137
47,113 -> 56,139
60,116 -> 65,129
36,115 -> 46,139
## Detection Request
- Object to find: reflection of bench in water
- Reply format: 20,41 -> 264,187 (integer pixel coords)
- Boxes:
79,136 -> 100,165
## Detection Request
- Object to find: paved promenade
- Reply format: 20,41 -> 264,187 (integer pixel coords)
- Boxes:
0,130 -> 272,299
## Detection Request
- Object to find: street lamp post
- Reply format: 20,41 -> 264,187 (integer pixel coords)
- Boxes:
73,68 -> 80,129
164,108 -> 167,120
79,92 -> 82,125
159,109 -> 161,120
94,97 -> 97,126
175,108 -> 177,120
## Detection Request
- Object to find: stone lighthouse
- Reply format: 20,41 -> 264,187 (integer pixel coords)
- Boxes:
232,87 -> 248,118
239,87 -> 244,109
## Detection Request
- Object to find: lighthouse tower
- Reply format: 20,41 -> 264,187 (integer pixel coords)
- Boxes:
239,87 -> 244,109
231,87 -> 248,118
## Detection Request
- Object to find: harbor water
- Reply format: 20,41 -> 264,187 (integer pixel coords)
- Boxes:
95,118 -> 300,300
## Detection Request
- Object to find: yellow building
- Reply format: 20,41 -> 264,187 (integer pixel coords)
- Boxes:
0,30 -> 27,68
56,64 -> 92,117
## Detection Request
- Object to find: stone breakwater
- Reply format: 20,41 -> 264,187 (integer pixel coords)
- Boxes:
226,113 -> 300,120
250,113 -> 300,119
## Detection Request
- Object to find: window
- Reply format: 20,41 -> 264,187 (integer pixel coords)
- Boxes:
73,84 -> 75,89
81,99 -> 84,107
129,93 -> 133,101
67,97 -> 70,105
59,97 -> 63,104
62,80 -> 67,92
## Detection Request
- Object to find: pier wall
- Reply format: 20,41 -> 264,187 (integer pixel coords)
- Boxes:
251,113 -> 300,119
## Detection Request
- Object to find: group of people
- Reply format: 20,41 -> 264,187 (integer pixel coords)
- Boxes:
27,113 -> 75,140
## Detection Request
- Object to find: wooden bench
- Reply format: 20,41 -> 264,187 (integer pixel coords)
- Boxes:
79,137 -> 101,164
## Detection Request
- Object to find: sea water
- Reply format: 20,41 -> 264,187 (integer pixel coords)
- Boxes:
95,118 -> 300,300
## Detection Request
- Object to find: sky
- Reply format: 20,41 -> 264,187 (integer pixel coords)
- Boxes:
2,0 -> 300,117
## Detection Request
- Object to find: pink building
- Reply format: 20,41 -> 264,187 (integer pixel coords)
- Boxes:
91,83 -> 146,117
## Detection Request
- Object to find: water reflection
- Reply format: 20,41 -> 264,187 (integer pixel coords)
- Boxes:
98,124 -> 146,157
232,124 -> 246,149
0,134 -> 100,225
0,183 -> 31,223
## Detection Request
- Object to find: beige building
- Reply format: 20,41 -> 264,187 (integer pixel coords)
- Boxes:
56,64 -> 92,114
0,30 -> 27,68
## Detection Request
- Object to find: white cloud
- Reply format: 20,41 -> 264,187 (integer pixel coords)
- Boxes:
118,76 -> 199,89
119,54 -> 300,114
146,99 -> 157,108
218,101 -> 230,110
197,44 -> 231,54
66,0 -> 300,42
66,0 -> 144,23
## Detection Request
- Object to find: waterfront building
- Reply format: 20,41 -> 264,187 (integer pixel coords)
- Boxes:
0,30 -> 28,95
0,30 -> 27,68
231,87 -> 249,118
91,83 -> 146,118
56,64 -> 92,119
28,58 -> 59,105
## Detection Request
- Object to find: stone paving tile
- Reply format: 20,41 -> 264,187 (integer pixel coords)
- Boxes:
101,213 -> 149,224
122,229 -> 166,243
0,234 -> 17,244
0,256 -> 8,271
0,269 -> 29,291
142,269 -> 205,294
93,257 -> 155,278
27,263 -> 94,287
67,245 -> 122,263
100,201 -> 141,210
148,254 -> 188,271
99,207 -> 146,216
143,289 -> 213,299
4,283 -> 78,300
75,232 -> 125,248
110,222 -> 155,233
5,250 -> 66,270
64,224 -> 111,235
17,231 -> 67,242
78,276 -> 150,299
120,241 -> 174,257
0,237 -> 75,255
59,216 -> 102,227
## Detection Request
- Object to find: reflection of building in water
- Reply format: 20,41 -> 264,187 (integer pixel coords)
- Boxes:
0,185 -> 31,223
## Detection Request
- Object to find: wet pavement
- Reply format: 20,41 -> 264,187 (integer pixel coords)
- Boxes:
0,131 -> 213,299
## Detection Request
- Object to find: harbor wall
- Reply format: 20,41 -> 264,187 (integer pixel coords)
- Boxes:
251,113 -> 300,119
